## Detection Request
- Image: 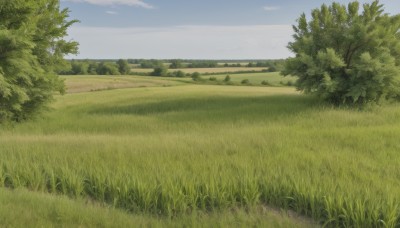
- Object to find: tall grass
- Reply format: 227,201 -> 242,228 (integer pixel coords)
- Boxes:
0,189 -> 314,227
1,83 -> 400,227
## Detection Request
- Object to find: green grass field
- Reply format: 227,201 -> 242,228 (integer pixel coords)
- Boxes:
1,75 -> 400,227
206,72 -> 297,85
63,75 -> 184,93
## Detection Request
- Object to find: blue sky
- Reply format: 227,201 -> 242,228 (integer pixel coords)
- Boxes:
61,0 -> 400,59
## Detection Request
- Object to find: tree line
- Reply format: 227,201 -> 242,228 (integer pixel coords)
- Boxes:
59,59 -> 131,75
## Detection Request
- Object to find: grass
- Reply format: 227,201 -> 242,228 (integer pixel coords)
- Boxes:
1,76 -> 400,227
0,188 -> 315,227
206,72 -> 297,85
62,75 -> 183,93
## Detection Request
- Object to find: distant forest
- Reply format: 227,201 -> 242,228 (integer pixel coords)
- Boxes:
59,59 -> 285,76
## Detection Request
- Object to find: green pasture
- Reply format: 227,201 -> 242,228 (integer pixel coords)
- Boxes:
1,76 -> 400,227
62,75 -> 183,93
207,72 -> 297,85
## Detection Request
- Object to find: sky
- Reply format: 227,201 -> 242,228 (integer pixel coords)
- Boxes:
61,0 -> 400,59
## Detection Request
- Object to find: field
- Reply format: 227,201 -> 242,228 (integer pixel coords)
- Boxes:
206,72 -> 297,85
64,75 -> 183,93
1,75 -> 400,227
0,188 -> 313,227
131,67 -> 268,74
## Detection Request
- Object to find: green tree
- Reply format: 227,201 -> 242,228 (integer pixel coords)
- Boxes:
175,70 -> 185,78
116,59 -> 130,75
151,66 -> 168,76
0,0 -> 78,121
191,72 -> 201,81
70,61 -> 88,75
169,59 -> 183,69
282,1 -> 400,105
96,62 -> 120,75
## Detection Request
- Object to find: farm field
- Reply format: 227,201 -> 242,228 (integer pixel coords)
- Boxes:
1,76 -> 400,226
131,67 -> 268,74
207,72 -> 297,85
63,75 -> 184,93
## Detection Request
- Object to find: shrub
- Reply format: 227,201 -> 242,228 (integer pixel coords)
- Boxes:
224,75 -> 231,82
261,80 -> 271,86
241,79 -> 250,84
191,72 -> 202,81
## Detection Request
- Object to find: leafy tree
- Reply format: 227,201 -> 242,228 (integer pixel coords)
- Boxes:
0,0 -> 78,121
96,62 -> 120,75
175,70 -> 185,78
140,59 -> 163,68
191,72 -> 201,81
116,59 -> 130,75
87,62 -> 99,75
282,1 -> 400,105
169,59 -> 183,69
151,66 -> 168,76
70,61 -> 88,75
267,65 -> 277,72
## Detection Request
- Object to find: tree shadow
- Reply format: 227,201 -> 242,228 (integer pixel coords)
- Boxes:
88,94 -> 320,124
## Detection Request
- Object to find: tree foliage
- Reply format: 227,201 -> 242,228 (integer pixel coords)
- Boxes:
282,1 -> 400,105
151,66 -> 168,76
0,0 -> 78,121
116,59 -> 130,75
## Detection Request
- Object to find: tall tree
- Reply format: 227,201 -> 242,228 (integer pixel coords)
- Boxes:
282,1 -> 400,105
116,59 -> 131,75
0,0 -> 78,121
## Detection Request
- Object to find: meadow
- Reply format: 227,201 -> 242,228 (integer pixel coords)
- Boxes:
206,72 -> 297,85
1,75 -> 400,227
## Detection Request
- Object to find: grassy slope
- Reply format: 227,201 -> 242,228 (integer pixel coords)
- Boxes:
0,188 -> 315,227
1,77 -> 400,226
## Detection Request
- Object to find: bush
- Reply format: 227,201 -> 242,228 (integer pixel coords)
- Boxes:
172,70 -> 185,78
209,77 -> 217,81
261,80 -> 271,86
241,79 -> 250,84
191,72 -> 202,81
267,65 -> 277,72
224,75 -> 231,82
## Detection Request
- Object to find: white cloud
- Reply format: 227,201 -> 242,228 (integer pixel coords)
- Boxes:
66,25 -> 294,59
106,11 -> 118,14
64,0 -> 154,9
263,6 -> 280,11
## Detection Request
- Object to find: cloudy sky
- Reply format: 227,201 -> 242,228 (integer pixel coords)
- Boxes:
61,0 -> 400,59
